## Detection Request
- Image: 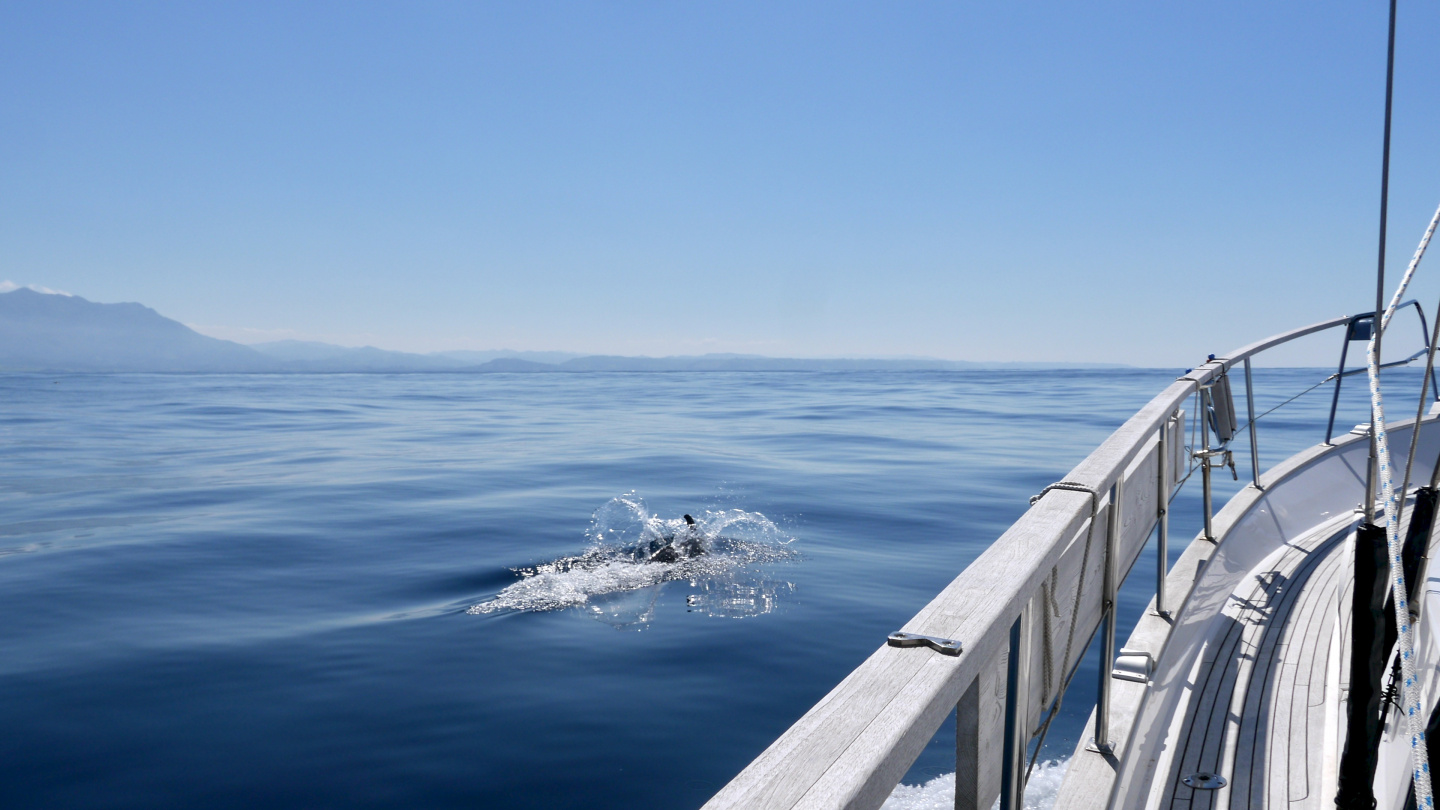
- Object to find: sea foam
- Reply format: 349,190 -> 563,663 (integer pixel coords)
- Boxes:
468,493 -> 796,625
881,759 -> 1069,810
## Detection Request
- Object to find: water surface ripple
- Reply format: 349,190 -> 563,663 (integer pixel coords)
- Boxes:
0,369 -> 1402,808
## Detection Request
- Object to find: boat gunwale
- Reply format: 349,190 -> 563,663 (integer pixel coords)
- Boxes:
701,312 -> 1371,810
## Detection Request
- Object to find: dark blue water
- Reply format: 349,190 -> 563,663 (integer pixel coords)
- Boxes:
0,368 -> 1419,808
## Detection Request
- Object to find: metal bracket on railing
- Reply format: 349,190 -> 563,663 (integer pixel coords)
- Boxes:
887,631 -> 962,656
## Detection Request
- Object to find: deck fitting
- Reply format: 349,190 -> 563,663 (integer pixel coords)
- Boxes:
1182,773 -> 1227,790
886,631 -> 961,656
1111,649 -> 1154,683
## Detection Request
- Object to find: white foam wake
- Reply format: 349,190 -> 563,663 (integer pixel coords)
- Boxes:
881,759 -> 1069,810
468,493 -> 796,626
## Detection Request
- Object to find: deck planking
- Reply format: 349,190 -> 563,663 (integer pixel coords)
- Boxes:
1157,520 -> 1356,810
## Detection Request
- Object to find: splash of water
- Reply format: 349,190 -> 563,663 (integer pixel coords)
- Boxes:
468,493 -> 796,626
880,759 -> 1069,810
686,580 -> 796,619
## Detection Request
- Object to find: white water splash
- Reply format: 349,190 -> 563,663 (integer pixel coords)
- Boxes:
468,493 -> 796,626
881,759 -> 1069,810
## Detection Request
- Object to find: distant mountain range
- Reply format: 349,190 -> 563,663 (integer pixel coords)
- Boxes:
0,288 -> 1126,372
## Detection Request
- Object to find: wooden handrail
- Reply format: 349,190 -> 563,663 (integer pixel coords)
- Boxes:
702,313 -> 1358,810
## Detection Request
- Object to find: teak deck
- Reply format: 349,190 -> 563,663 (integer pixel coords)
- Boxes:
1159,521 -> 1355,810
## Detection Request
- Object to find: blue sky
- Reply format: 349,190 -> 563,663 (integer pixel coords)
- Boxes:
4,2 -> 1440,365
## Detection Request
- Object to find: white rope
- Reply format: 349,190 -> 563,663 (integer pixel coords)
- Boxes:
1381,201 -> 1440,332
1367,200 -> 1440,809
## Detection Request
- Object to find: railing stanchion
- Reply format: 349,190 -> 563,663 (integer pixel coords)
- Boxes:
1244,358 -> 1262,489
1200,388 -> 1215,542
1088,479 -> 1121,755
1155,418 -> 1170,617
1326,325 -> 1353,444
954,674 -> 982,810
1000,612 -> 1029,810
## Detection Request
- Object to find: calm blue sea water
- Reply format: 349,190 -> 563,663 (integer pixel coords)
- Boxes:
0,367 -> 1422,809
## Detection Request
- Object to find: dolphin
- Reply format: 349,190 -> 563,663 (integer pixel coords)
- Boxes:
648,514 -> 707,563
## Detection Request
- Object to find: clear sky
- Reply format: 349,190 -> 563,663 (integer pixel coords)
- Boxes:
4,2 -> 1440,365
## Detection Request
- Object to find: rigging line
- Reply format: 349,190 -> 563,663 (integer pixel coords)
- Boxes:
1366,1 -> 1432,801
1240,374 -> 1337,427
1367,0 -> 1397,517
1176,368 -> 1361,501
1399,206 -> 1440,502
1025,443 -> 1179,779
1022,590 -> 1108,784
1023,627 -> 1086,783
1210,366 -> 1358,461
1368,304 -> 1434,810
1171,357 -> 1414,502
1170,462 -> 1197,501
1021,481 -> 1102,787
1386,203 -> 1440,332
1230,349 -> 1426,438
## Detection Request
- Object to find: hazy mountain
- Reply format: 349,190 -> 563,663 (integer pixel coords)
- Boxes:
473,357 -> 565,372
554,354 -> 981,372
249,340 -> 468,371
0,288 -> 278,372
0,288 -> 1127,372
435,349 -> 584,365
471,354 -> 1127,372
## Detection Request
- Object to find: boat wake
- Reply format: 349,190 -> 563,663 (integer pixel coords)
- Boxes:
880,759 -> 1068,810
467,493 -> 797,627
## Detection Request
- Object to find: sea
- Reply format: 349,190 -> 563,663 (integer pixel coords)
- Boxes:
0,366 -> 1420,809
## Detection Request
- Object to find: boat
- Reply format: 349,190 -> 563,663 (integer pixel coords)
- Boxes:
699,6 -> 1440,809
